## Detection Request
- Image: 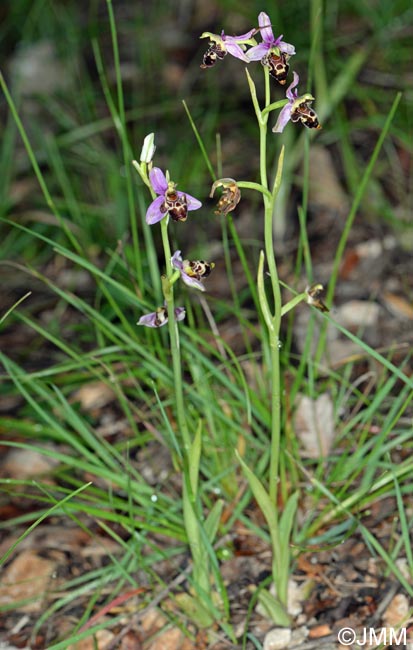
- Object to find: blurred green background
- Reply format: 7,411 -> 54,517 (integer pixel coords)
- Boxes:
1,0 -> 411,258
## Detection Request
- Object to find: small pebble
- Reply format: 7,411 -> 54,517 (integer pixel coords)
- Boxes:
263,627 -> 292,650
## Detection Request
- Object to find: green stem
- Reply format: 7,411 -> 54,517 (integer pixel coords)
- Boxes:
265,148 -> 284,321
250,66 -> 284,505
268,335 -> 281,503
264,157 -> 284,508
281,292 -> 307,316
264,191 -> 282,506
257,252 -> 274,332
136,160 -> 190,455
159,218 -> 191,455
132,160 -> 153,191
237,181 -> 272,201
261,98 -> 288,118
160,217 -> 173,278
259,70 -> 270,190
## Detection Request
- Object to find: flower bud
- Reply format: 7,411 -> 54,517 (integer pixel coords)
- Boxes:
140,133 -> 156,163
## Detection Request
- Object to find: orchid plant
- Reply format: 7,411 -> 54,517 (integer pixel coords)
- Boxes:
133,10 -> 325,629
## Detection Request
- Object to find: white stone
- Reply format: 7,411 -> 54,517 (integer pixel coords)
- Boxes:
335,300 -> 381,328
263,627 -> 292,650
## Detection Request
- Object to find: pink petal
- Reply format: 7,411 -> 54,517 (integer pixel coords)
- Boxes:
181,192 -> 202,211
146,195 -> 166,224
149,167 -> 168,195
278,40 -> 296,56
137,306 -> 185,327
226,42 -> 250,62
246,43 -> 269,61
171,250 -> 184,270
286,71 -> 300,101
258,12 -> 274,44
181,272 -> 206,292
137,312 -> 164,327
272,105 -> 292,133
224,28 -> 257,42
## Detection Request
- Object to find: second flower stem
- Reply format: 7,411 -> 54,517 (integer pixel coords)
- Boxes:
258,68 -> 284,504
160,217 -> 191,456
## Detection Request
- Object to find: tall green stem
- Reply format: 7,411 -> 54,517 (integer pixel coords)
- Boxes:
258,67 -> 270,191
160,218 -> 191,455
253,67 -> 284,504
134,158 -> 191,456
264,171 -> 283,505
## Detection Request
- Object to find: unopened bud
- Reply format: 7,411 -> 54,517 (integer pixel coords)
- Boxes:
140,133 -> 156,163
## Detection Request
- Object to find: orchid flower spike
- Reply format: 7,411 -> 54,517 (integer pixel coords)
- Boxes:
200,27 -> 257,68
272,72 -> 322,133
137,305 -> 186,328
247,12 -> 295,84
171,250 -> 215,292
146,168 -> 202,225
